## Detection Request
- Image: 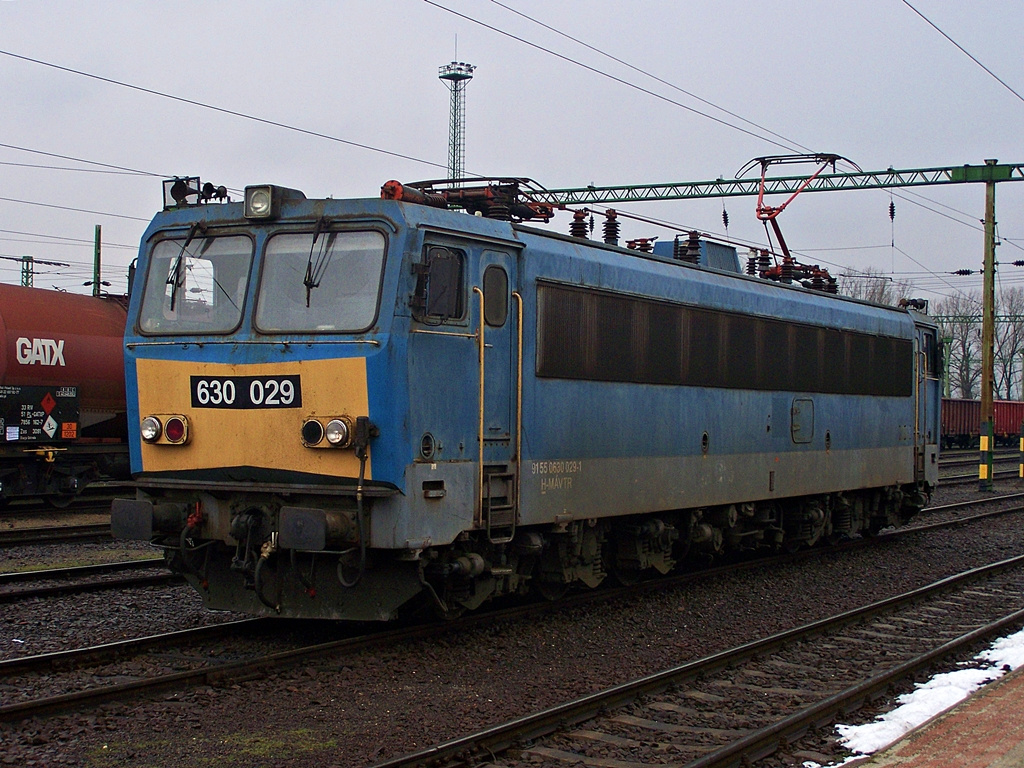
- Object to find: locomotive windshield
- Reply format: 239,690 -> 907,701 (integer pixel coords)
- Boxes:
254,230 -> 385,333
138,235 -> 253,334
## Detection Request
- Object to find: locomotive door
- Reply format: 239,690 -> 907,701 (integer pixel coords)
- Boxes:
916,326 -> 940,486
476,249 -> 519,543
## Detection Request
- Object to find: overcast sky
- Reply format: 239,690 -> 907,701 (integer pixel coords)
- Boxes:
2,1 -> 1022,303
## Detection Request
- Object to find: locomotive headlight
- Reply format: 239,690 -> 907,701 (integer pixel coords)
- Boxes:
140,416 -> 162,443
325,418 -> 351,447
244,185 -> 275,219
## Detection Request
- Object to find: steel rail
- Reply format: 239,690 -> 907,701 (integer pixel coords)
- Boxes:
941,468 -> 1019,485
0,558 -> 163,585
940,454 -> 1018,470
0,623 -> 397,723
679,609 -> 1024,768
0,619 -> 265,676
370,554 -> 1024,768
922,491 -> 1024,514
0,522 -> 111,546
0,571 -> 179,604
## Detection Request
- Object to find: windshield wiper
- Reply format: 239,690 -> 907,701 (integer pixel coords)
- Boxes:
167,222 -> 207,311
303,217 -> 335,307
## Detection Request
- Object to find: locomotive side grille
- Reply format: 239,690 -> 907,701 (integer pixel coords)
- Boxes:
536,282 -> 912,397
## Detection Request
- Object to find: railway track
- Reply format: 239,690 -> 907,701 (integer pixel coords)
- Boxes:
0,619 -> 264,677
0,558 -> 171,603
913,490 -> 1024,521
0,522 -> 112,547
937,468 -> 1020,485
940,452 -> 1019,471
0,482 -> 132,519
374,555 -> 1024,768
2,496 -> 1021,727
0,600 -> 519,723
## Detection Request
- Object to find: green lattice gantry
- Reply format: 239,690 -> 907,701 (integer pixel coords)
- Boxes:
535,162 -> 1024,206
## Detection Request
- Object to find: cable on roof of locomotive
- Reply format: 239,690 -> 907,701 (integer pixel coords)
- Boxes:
382,176 -> 557,223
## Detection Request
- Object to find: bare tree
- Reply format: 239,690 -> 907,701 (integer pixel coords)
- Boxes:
837,267 -> 914,306
933,292 -> 982,399
994,286 -> 1024,399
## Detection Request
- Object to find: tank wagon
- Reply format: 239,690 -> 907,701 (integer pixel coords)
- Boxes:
0,284 -> 130,504
940,397 -> 1024,449
112,178 -> 941,620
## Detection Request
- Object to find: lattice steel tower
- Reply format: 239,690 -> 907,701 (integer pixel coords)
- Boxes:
438,61 -> 475,185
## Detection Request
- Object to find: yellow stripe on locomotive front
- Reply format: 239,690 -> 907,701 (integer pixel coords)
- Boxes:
135,357 -> 370,478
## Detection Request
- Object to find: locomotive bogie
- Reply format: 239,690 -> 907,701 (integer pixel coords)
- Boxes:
113,185 -> 940,620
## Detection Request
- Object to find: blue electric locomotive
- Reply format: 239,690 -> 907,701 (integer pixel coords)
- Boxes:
112,177 -> 940,620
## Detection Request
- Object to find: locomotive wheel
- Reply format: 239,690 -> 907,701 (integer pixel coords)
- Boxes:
432,601 -> 466,621
535,579 -> 569,601
782,535 -> 803,554
612,566 -> 643,586
824,530 -> 844,546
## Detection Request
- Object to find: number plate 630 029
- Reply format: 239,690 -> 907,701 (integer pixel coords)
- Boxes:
189,375 -> 302,409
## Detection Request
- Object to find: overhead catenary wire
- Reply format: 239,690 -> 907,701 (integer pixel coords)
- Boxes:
422,0 -> 1019,298
0,50 -> 449,173
901,0 -> 1024,106
422,0 -> 802,153
0,228 -> 137,249
1,15 -> 1016,301
466,0 -> 1015,242
485,0 -> 813,155
0,141 -> 165,177
0,195 -> 151,222
485,1 -> 996,254
0,160 -> 149,176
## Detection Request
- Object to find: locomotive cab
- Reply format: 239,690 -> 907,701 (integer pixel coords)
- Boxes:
113,181 -> 526,619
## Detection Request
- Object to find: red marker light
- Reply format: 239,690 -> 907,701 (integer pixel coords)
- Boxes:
165,416 -> 187,443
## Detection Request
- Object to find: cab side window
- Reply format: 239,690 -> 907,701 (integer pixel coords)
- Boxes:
483,265 -> 508,327
412,246 -> 464,322
922,332 -> 939,378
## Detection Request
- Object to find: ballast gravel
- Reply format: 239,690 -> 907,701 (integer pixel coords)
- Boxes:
1,482 -> 1022,767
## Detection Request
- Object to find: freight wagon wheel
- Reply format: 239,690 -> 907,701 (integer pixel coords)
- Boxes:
45,494 -> 75,509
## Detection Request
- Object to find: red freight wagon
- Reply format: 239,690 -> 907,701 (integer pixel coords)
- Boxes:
995,400 -> 1024,444
941,397 -> 1024,449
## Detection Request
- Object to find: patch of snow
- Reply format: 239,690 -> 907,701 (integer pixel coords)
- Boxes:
802,624 -> 1024,767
